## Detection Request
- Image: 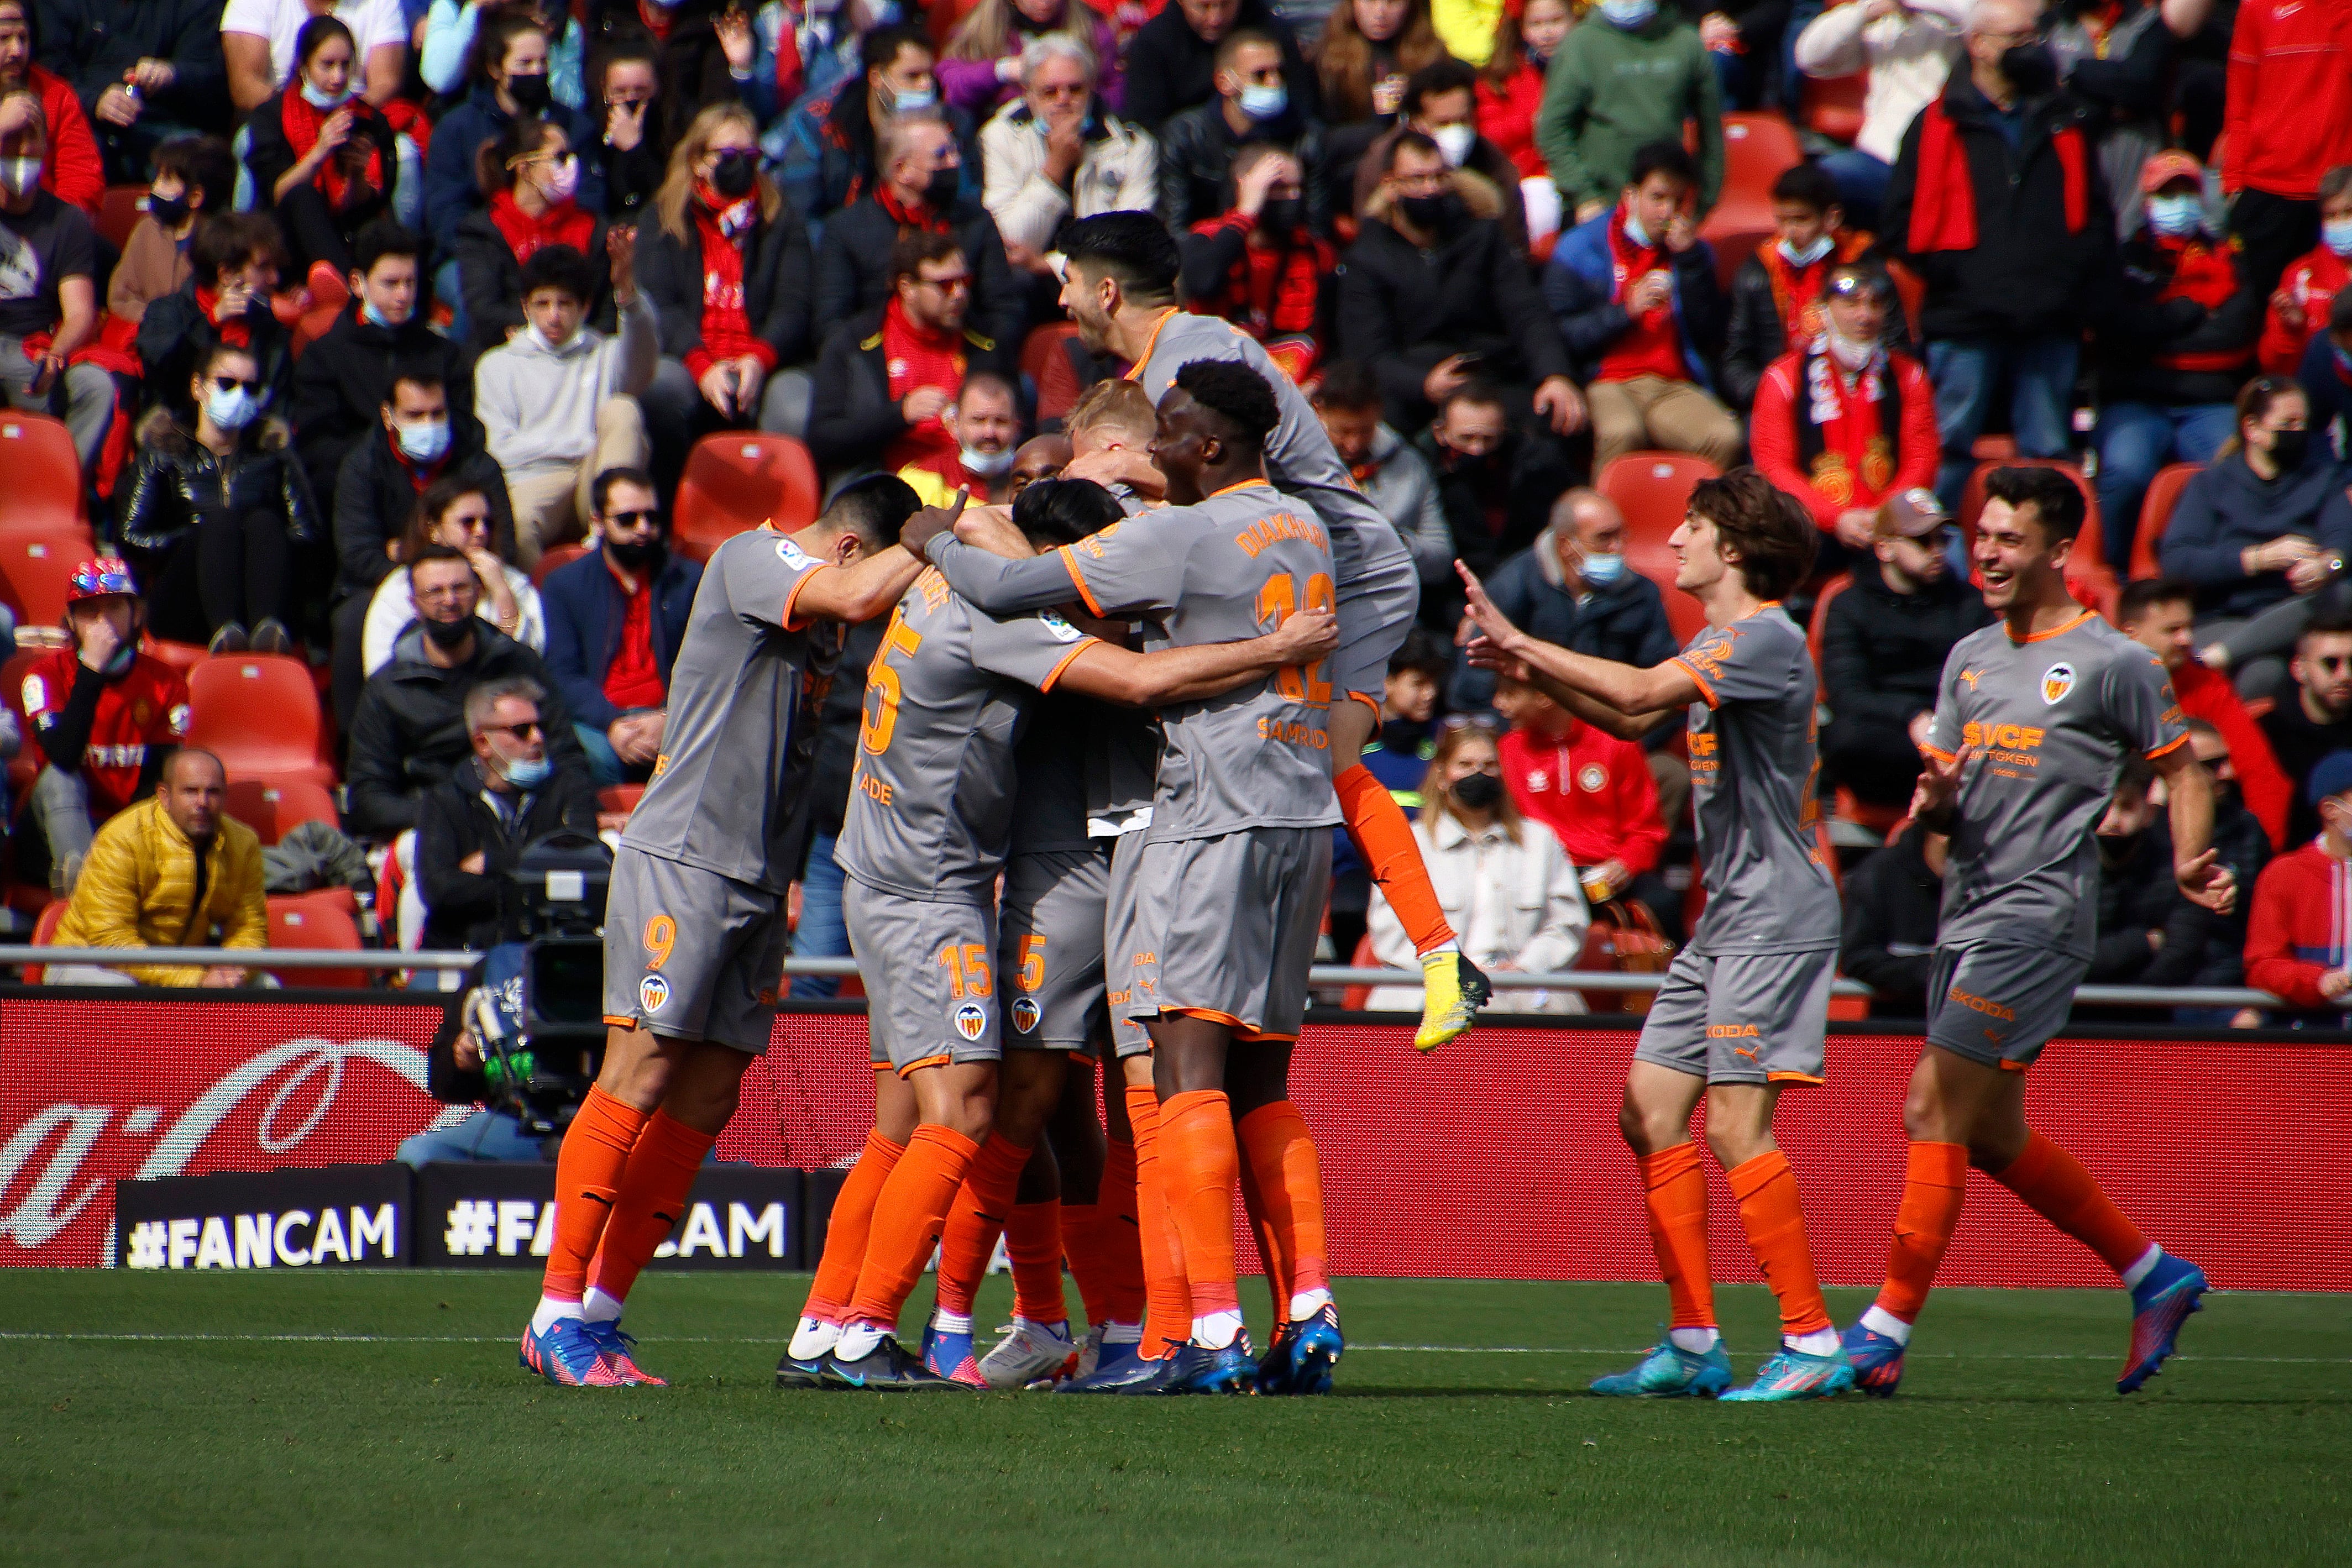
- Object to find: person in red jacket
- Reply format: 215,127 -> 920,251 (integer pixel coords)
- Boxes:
2259,166 -> 2352,376
0,2 -> 101,219
2224,0 -> 2352,297
1177,143 -> 1333,381
2117,576 -> 2296,849
1492,673 -> 1674,935
2243,750 -> 2352,1025
1749,260 -> 1939,566
1475,0 -> 1570,187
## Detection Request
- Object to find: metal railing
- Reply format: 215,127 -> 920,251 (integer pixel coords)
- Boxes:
0,946 -> 2289,1011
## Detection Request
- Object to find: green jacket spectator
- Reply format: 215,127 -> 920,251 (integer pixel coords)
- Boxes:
1533,4 -> 1722,217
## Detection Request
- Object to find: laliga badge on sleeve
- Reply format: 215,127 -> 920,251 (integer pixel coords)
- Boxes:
1036,610 -> 1086,643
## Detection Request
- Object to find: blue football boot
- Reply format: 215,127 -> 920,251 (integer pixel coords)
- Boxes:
1279,1304 -> 1343,1395
2119,1254 -> 2208,1394
1060,1342 -> 1186,1394
1841,1321 -> 1906,1398
1589,1337 -> 1733,1398
1720,1347 -> 1857,1402
582,1319 -> 665,1386
1164,1335 -> 1257,1394
920,1317 -> 985,1388
518,1319 -> 625,1387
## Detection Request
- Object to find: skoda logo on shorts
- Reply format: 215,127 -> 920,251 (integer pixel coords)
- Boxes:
639,974 -> 671,1014
2041,662 -> 2076,705
953,1002 -> 988,1041
1011,997 -> 1041,1034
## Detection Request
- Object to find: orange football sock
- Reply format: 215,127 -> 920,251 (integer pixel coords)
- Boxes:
1160,1089 -> 1243,1323
1874,1141 -> 1968,1324
1238,1101 -> 1330,1312
1007,1201 -> 1067,1324
1335,764 -> 1455,955
585,1110 -> 715,1304
1128,1083 -> 1191,1356
844,1125 -> 979,1329
1235,1134 -> 1291,1320
540,1086 -> 648,1303
1991,1131 -> 2151,1278
1727,1149 -> 1833,1339
1636,1142 -> 1715,1330
802,1129 -> 905,1323
931,1135 -> 1032,1318
1080,1135 -> 1146,1324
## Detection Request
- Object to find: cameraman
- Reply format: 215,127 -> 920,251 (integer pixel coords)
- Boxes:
415,677 -> 598,953
400,1019 -> 549,1165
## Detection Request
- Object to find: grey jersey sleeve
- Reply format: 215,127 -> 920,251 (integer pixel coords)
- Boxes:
2105,649 -> 2191,759
924,536 -> 1089,616
743,533 -> 834,630
968,606 -> 1102,690
1674,619 -> 1798,709
1924,644 -> 1968,761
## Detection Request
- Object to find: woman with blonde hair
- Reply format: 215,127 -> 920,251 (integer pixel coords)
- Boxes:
634,101 -> 818,449
1366,720 -> 1591,1014
940,0 -> 1124,117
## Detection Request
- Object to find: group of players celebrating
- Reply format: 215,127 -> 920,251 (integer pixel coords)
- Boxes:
510,212 -> 2228,1402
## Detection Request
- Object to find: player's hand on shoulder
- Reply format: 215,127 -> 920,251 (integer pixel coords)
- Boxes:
955,502 -> 1030,560
897,487 -> 971,555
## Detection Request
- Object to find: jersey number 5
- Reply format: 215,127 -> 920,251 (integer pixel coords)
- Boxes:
1256,571 -> 1334,705
860,610 -> 925,754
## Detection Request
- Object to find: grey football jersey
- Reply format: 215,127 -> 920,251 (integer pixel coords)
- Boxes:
926,480 -> 1343,841
621,528 -> 840,894
1926,611 -> 2189,957
1126,310 -> 1411,595
1673,606 -> 1841,955
838,568 -> 1102,902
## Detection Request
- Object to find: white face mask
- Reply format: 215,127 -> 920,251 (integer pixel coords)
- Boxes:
960,442 -> 1015,477
1429,123 -> 1475,167
1621,209 -> 1649,247
300,79 -> 355,110
1779,234 -> 1835,267
1826,329 -> 1876,371
527,322 -> 572,353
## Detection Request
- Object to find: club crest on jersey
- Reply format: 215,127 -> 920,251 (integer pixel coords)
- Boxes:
952,1001 -> 988,1041
1036,609 -> 1085,644
1577,764 -> 1607,793
2041,663 -> 2076,704
639,974 -> 671,1014
1011,996 -> 1041,1034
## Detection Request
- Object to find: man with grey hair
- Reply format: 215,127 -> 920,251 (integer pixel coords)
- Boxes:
413,676 -> 599,953
978,34 -> 1157,274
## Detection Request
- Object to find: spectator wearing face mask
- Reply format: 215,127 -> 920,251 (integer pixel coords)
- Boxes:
978,35 -> 1155,282
1536,0 -> 1724,226
1156,28 -> 1331,234
2262,166 -> 2352,379
361,475 -> 543,676
1120,0 -> 1318,133
421,0 -> 586,112
223,0 -> 407,115
586,35 -> 663,227
135,211 -> 292,429
118,343 -> 318,655
422,9 -> 602,262
0,87 -> 106,470
2244,749 -> 2352,1025
772,25 -> 975,224
0,0 -> 130,221
454,114 -> 616,356
107,135 -> 233,328
2221,0 -> 2352,298
245,17 -> 402,284
898,372 -> 1028,506
1351,59 -> 1530,254
1721,164 -> 1885,413
1180,143 -> 1333,382
1794,0 -> 1967,233
1412,380 -> 1580,626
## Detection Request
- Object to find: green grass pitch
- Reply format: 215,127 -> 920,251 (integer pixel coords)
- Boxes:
1,1271 -> 2344,1567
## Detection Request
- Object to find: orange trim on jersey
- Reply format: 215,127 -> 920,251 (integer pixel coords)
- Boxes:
1998,1058 -> 2029,1073
1347,690 -> 1382,720
1054,544 -> 1108,617
1672,654 -> 1720,709
1767,1071 -> 1827,1085
2007,608 -> 2096,646
2144,731 -> 2191,759
1919,743 -> 1956,764
781,562 -> 831,631
602,1014 -> 637,1029
1235,1027 -> 1301,1043
1036,637 -> 1101,693
1121,309 -> 1181,381
1209,478 -> 1274,499
895,1052 -> 954,1078
1164,1005 -> 1255,1031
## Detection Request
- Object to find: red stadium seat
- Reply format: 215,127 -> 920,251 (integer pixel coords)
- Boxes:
22,897 -> 66,984
598,783 -> 646,818
1020,321 -> 1081,387
98,184 -> 149,253
1,644 -> 43,796
185,654 -> 337,788
224,777 -> 341,846
1599,452 -> 1720,644
1807,572 -> 1851,670
0,415 -> 88,530
1800,72 -> 1867,144
264,895 -> 366,988
1700,113 -> 1804,288
532,541 -> 589,586
140,637 -> 209,678
2133,462 -> 2202,580
0,525 -> 99,627
672,434 -> 822,563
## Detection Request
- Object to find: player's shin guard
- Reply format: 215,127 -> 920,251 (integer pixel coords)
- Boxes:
1727,1150 -> 1834,1341
540,1086 -> 650,1304
1238,1101 -> 1331,1320
844,1125 -> 980,1331
1128,1083 -> 1192,1356
1160,1089 -> 1244,1344
1990,1132 -> 2152,1278
802,1129 -> 905,1324
1007,1201 -> 1067,1325
1637,1142 -> 1715,1331
1334,764 -> 1455,955
1873,1141 -> 1969,1327
930,1135 -> 1033,1319
585,1110 -> 716,1305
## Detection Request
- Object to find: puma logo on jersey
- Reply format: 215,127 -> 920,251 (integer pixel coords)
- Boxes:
1958,668 -> 1983,689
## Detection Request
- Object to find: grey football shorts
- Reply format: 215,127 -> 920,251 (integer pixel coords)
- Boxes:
1333,544 -> 1421,709
1633,946 -> 1835,1087
1102,828 -> 1154,1060
999,845 -> 1110,1052
601,846 -> 788,1054
1925,942 -> 2088,1072
844,878 -> 1002,1074
1115,826 -> 1332,1043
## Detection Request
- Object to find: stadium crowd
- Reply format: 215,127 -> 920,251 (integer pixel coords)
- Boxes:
0,0 -> 2345,1026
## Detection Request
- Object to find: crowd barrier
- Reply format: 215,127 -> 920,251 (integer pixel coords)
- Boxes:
2,992 -> 2345,1289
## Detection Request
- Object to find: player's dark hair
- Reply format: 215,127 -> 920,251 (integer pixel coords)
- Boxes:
591,465 -> 657,519
518,243 -> 598,307
862,23 -> 933,77
352,219 -> 422,280
822,473 -> 921,550
1389,625 -> 1450,681
1013,478 -> 1123,548
1769,162 -> 1839,212
2117,576 -> 2194,625
1688,467 -> 1816,604
1173,358 -> 1280,452
153,134 -> 237,213
1314,360 -> 1382,413
888,228 -> 965,290
1628,139 -> 1698,193
1057,212 -> 1180,306
1983,466 -> 2086,544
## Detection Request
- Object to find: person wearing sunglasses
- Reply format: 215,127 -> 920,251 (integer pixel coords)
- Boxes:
117,342 -> 318,654
2258,611 -> 2352,847
360,474 -> 543,678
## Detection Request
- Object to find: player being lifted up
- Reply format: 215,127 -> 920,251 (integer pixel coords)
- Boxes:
521,476 -> 936,1389
801,470 -> 1337,1391
1460,469 -> 1853,1402
1841,468 -> 2232,1397
905,361 -> 1344,1395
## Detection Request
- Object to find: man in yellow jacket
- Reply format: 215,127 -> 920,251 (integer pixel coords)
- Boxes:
47,749 -> 269,987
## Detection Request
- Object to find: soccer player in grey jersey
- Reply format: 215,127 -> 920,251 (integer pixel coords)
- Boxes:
521,476 -> 940,1391
1841,468 -> 2238,1399
1462,469 -> 1854,1402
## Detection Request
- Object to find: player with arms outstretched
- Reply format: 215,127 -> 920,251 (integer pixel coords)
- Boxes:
520,478 -> 938,1388
1461,469 -> 1853,1402
1841,468 -> 2233,1397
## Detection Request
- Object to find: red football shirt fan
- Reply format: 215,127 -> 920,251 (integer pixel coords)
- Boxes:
1500,719 -> 1667,875
23,559 -> 190,821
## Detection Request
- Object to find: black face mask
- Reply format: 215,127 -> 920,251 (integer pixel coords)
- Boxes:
147,192 -> 189,228
1999,43 -> 2058,98
921,166 -> 963,211
1450,772 -> 1504,810
711,149 -> 758,198
1258,197 -> 1301,237
2269,428 -> 2311,473
506,72 -> 553,113
422,613 -> 476,651
1400,191 -> 1463,235
607,536 -> 666,574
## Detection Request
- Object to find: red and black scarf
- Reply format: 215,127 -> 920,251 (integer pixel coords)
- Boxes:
280,91 -> 384,211
1793,337 -> 1905,509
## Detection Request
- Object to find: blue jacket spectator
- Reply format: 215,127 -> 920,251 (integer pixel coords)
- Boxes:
770,25 -> 973,226
2160,380 -> 2351,622
1542,206 -> 1727,392
539,544 -> 699,731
